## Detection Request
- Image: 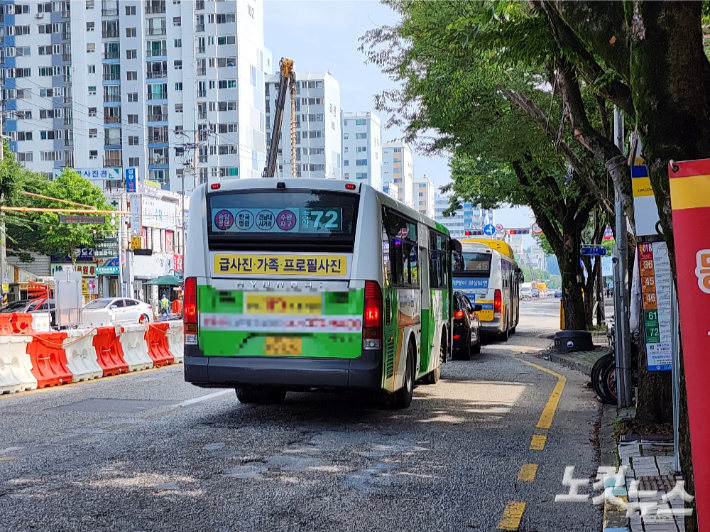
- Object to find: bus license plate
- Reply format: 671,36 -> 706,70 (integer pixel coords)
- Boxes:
265,337 -> 302,356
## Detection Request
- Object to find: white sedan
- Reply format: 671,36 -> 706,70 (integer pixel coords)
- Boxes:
83,298 -> 154,325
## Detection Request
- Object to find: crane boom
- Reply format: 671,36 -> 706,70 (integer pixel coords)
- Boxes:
263,58 -> 296,178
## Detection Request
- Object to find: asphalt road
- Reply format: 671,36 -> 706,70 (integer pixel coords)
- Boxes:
1,298 -> 602,532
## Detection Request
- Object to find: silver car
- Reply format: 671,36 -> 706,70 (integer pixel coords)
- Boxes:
83,298 -> 153,324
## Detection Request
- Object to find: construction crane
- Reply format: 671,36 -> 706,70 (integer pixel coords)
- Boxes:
263,58 -> 297,178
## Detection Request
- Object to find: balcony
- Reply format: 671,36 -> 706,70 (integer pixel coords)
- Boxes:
61,10 -> 70,18
149,156 -> 167,165
63,117 -> 73,126
102,51 -> 120,60
104,115 -> 121,124
65,139 -> 74,147
146,27 -> 166,36
104,158 -> 122,168
63,75 -> 72,83
195,1 -> 204,9
195,24 -> 205,32
102,30 -> 119,38
197,46 -> 205,54
105,138 -> 122,147
103,73 -> 120,81
145,2 -> 166,14
146,70 -> 167,79
148,135 -> 168,144
63,96 -> 72,104
147,92 -> 167,101
147,114 -> 167,122
101,8 -> 118,16
196,68 -> 206,76
61,32 -> 71,40
104,94 -> 121,103
198,112 -> 207,119
145,48 -> 167,58
198,156 -> 208,163
197,90 -> 206,98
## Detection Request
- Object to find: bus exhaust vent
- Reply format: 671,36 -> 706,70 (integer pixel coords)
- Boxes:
384,338 -> 395,379
385,299 -> 391,326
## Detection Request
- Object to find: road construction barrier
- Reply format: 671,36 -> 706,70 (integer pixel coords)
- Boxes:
166,321 -> 184,364
0,314 -> 14,335
82,309 -> 112,328
32,313 -> 51,333
0,335 -> 37,394
0,313 -> 34,335
92,326 -> 129,377
27,332 -> 73,388
63,329 -> 103,382
145,322 -> 174,367
119,324 -> 153,372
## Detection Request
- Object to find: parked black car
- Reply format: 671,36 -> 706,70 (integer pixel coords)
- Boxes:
452,291 -> 482,360
0,298 -> 56,327
554,289 -> 562,298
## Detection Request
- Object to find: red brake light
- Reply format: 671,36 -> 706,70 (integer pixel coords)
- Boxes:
494,289 -> 502,318
184,277 -> 197,324
210,183 -> 221,190
363,281 -> 382,350
453,334 -> 460,340
345,183 -> 356,190
454,310 -> 464,319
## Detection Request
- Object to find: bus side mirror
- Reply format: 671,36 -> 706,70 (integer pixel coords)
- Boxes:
473,304 -> 483,312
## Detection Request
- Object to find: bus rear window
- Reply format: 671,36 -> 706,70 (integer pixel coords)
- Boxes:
454,251 -> 492,276
207,189 -> 359,252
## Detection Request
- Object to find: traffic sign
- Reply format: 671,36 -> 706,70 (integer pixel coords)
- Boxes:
125,168 -> 137,193
483,224 -> 496,236
531,222 -> 543,235
495,223 -> 504,232
580,246 -> 608,256
603,226 -> 614,240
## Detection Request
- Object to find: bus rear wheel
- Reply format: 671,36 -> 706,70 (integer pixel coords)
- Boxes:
499,322 -> 510,342
424,337 -> 445,384
236,387 -> 286,404
394,341 -> 415,408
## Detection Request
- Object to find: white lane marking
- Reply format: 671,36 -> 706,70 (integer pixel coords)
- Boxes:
0,446 -> 24,455
179,389 -> 232,407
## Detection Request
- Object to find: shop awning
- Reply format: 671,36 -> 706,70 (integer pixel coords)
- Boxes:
143,275 -> 181,286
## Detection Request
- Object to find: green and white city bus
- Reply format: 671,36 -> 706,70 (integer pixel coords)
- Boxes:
183,179 -> 453,408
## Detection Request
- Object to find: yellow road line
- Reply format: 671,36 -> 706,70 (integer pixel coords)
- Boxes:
498,501 -> 526,530
517,463 -> 538,482
529,434 -> 547,450
514,357 -> 567,429
0,364 -> 176,400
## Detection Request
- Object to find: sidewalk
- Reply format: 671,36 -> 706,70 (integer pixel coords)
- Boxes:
599,406 -> 688,532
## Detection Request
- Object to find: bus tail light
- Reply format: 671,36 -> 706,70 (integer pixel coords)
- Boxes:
363,280 -> 382,350
494,289 -> 502,319
454,310 -> 464,319
184,276 -> 198,345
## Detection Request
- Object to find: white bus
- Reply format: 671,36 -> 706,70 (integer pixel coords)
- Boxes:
453,240 -> 521,340
183,179 -> 453,408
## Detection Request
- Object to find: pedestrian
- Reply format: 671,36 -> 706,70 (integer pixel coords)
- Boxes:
160,293 -> 170,317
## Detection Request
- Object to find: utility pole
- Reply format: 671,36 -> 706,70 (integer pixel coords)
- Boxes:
613,108 -> 632,408
595,209 -> 605,326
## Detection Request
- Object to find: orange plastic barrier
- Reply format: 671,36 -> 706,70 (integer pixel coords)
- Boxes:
0,313 -> 34,335
92,326 -> 129,377
172,300 -> 183,314
145,323 -> 174,367
27,332 -> 73,388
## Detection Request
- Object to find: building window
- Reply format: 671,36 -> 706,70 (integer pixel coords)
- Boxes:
126,27 -> 136,37
356,173 -> 368,180
128,92 -> 139,102
129,157 -> 140,167
173,17 -> 181,26
126,49 -> 137,59
174,60 -> 182,70
89,107 -> 97,117
344,160 -> 349,167
175,82 -> 183,91
88,86 -> 96,95
216,13 -> 236,23
89,150 -> 98,159
128,136 -> 139,146
126,71 -> 137,81
356,159 -> 367,166
88,65 -> 96,74
175,104 -> 183,113
174,38 -> 181,47
356,119 -> 367,125
125,5 -> 136,15
89,129 -> 97,138
127,114 -> 138,124
343,133 -> 349,140
355,132 -> 367,139
217,35 -> 235,45
86,43 -> 95,53
357,146 -> 367,152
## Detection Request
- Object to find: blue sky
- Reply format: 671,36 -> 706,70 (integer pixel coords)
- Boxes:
263,0 -> 536,245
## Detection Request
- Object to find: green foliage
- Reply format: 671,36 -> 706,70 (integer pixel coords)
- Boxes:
7,169 -> 115,261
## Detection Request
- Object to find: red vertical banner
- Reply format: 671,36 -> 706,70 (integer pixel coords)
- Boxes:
669,159 -> 710,530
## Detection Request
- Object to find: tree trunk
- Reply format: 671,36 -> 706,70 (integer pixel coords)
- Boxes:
560,262 -> 586,330
635,329 -> 673,426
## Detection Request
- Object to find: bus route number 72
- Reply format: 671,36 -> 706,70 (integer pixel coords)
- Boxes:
302,208 -> 342,232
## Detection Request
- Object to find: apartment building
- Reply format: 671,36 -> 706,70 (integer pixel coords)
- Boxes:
382,141 -> 413,207
264,71 -> 341,179
434,193 -> 494,239
1,0 -> 268,193
413,174 -> 435,218
341,111 -> 381,188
